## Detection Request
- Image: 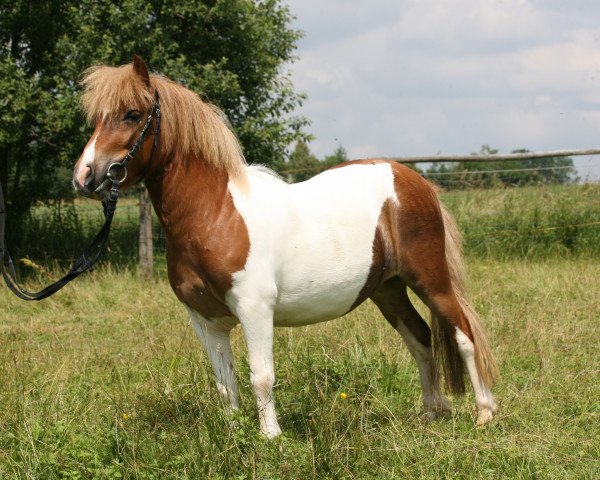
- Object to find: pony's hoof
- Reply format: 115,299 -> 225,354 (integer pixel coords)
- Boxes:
420,410 -> 438,423
420,406 -> 451,423
261,425 -> 282,439
476,408 -> 494,426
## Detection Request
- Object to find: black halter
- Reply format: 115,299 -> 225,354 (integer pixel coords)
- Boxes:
0,91 -> 161,301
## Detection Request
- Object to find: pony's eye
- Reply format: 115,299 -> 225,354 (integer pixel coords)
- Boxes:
124,110 -> 142,122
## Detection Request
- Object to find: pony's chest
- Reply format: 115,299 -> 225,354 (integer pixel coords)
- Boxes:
166,247 -> 235,319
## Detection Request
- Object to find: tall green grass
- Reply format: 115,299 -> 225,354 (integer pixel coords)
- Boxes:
7,195 -> 166,282
442,183 -> 600,258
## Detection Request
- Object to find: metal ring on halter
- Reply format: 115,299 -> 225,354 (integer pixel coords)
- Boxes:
107,162 -> 128,182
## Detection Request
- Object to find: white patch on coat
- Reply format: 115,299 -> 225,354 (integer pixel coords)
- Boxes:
227,162 -> 398,326
76,133 -> 98,186
186,307 -> 239,408
455,327 -> 497,423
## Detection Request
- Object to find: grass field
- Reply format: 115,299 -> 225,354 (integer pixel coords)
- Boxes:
1,183 -> 599,478
1,258 -> 598,479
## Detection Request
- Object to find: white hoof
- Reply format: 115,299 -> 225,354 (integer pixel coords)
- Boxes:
261,424 -> 282,439
476,408 -> 494,426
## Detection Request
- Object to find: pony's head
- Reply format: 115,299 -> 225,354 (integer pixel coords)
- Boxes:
73,56 -> 248,200
74,56 -> 158,199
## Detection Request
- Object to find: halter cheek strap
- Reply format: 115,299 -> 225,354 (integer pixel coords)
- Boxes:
0,91 -> 161,301
107,90 -> 161,186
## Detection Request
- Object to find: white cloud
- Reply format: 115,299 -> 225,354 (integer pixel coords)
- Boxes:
286,0 -> 600,178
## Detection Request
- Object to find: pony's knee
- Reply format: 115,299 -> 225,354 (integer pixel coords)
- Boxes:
250,370 -> 275,398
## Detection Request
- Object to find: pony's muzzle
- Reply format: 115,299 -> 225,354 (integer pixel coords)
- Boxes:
73,163 -> 95,197
73,162 -> 93,191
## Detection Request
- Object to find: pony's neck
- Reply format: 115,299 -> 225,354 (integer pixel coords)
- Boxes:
144,151 -> 232,237
142,150 -> 250,310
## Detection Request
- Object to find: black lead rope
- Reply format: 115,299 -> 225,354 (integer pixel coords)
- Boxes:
0,179 -> 120,301
0,91 -> 160,301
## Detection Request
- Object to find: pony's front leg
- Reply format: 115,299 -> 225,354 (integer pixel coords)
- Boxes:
233,298 -> 281,439
187,308 -> 239,409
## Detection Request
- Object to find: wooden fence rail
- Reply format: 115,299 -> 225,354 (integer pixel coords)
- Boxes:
384,148 -> 600,164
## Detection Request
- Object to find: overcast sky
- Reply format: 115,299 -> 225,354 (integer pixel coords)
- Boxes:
285,0 -> 600,180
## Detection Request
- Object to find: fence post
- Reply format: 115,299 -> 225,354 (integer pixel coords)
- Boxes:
138,185 -> 153,278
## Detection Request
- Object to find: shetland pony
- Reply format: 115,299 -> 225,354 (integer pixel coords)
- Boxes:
73,57 -> 498,438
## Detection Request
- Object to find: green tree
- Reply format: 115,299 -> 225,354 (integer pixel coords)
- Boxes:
322,145 -> 348,168
285,141 -> 320,182
283,143 -> 352,183
0,0 -> 308,244
512,149 -> 577,185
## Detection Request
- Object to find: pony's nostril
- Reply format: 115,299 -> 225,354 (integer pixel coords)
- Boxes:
83,164 -> 95,188
76,163 -> 92,189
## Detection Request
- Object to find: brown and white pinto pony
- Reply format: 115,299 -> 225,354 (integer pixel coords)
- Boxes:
73,57 -> 498,438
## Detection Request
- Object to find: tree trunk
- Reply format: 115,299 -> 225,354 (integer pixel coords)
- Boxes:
138,186 -> 153,278
0,148 -> 8,206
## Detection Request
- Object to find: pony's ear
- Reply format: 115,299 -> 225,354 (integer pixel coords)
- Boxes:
132,55 -> 151,87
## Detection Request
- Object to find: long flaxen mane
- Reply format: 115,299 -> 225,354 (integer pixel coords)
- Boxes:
79,62 -> 248,189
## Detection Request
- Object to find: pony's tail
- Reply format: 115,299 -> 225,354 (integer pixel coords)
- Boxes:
431,203 -> 499,395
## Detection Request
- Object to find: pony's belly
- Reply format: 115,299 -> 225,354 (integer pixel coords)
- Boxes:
273,298 -> 357,327
272,272 -> 367,327
273,309 -> 346,327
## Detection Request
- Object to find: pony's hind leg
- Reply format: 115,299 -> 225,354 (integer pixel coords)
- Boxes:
385,165 -> 498,425
187,308 -> 240,409
426,292 -> 498,425
402,257 -> 498,425
454,322 -> 497,425
371,278 -> 451,420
